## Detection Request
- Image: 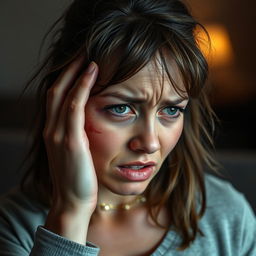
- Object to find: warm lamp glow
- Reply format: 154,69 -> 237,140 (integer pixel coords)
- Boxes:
197,24 -> 234,67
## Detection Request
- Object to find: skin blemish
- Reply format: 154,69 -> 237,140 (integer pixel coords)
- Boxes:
86,122 -> 102,134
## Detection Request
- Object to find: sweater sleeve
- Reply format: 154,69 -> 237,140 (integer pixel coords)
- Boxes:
0,188 -> 100,256
238,196 -> 256,256
30,226 -> 100,256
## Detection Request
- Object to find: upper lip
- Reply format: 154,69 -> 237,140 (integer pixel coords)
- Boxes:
119,161 -> 156,167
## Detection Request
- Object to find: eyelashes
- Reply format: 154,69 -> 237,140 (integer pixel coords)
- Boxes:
106,105 -> 134,116
159,106 -> 185,118
104,104 -> 185,120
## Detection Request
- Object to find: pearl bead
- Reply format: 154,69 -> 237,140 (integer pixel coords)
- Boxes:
98,196 -> 146,211
100,204 -> 111,211
124,204 -> 131,210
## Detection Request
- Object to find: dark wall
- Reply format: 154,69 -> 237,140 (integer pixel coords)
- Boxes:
0,0 -> 71,97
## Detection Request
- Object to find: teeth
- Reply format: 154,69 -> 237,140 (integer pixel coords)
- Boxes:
122,165 -> 145,169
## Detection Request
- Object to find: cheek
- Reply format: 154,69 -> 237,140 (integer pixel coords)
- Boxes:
85,118 -> 123,165
86,121 -> 102,134
161,120 -> 184,155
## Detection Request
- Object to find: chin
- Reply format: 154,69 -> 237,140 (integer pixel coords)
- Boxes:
103,181 -> 149,196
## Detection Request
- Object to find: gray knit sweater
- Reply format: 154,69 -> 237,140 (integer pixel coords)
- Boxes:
0,174 -> 255,255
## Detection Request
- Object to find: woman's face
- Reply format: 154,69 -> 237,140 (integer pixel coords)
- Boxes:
85,61 -> 188,196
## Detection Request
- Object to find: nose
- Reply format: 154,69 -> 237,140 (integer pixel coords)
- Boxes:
128,123 -> 160,154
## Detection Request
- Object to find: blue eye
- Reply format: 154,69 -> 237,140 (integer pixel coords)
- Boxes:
163,107 -> 178,116
160,106 -> 184,119
106,104 -> 133,116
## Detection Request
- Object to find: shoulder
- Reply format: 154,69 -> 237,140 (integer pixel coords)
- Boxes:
0,186 -> 47,219
203,173 -> 255,225
0,187 -> 48,253
197,174 -> 256,255
204,173 -> 253,214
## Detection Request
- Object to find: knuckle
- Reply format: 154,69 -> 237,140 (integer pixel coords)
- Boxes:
63,135 -> 76,151
52,132 -> 63,145
69,99 -> 81,112
69,100 -> 77,111
43,129 -> 62,145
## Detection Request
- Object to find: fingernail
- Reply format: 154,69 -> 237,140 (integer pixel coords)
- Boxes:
86,62 -> 96,74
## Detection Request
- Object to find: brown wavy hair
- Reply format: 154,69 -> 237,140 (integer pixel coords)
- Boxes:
21,0 -> 218,250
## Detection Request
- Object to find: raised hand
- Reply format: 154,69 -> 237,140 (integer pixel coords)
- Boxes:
43,59 -> 99,244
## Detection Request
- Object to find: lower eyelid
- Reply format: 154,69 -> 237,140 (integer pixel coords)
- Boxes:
105,109 -> 136,118
158,109 -> 183,119
164,113 -> 180,118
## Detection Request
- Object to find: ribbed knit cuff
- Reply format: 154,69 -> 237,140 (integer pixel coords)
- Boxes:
30,226 -> 100,256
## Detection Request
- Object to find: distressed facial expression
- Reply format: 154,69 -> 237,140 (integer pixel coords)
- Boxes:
85,60 -> 189,195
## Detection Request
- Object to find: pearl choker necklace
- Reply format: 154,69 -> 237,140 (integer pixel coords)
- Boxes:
99,195 -> 147,211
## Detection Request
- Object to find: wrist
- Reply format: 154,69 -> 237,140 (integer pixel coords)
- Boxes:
51,192 -> 97,214
45,207 -> 93,244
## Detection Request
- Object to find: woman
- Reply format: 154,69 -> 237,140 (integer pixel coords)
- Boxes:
0,0 -> 255,255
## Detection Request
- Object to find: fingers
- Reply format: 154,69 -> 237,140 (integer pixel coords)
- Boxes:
44,59 -> 98,146
64,62 -> 98,139
45,57 -> 85,136
52,62 -> 98,144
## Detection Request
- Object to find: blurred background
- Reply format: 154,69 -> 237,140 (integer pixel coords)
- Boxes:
0,0 -> 255,211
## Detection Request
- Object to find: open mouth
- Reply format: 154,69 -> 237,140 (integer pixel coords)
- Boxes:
117,165 -> 155,181
120,165 -> 148,170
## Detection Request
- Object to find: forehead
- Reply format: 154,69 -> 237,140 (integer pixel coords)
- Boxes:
97,58 -> 187,101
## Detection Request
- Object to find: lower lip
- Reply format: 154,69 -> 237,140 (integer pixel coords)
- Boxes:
117,166 -> 154,181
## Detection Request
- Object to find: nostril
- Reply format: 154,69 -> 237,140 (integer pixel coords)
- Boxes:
128,135 -> 160,154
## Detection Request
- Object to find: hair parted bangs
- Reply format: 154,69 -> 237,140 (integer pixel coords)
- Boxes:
21,0 -> 218,251
70,0 -> 209,99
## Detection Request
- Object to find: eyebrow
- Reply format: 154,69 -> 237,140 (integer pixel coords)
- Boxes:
99,91 -> 189,105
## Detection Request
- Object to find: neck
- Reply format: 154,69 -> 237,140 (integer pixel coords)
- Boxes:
94,184 -> 146,216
